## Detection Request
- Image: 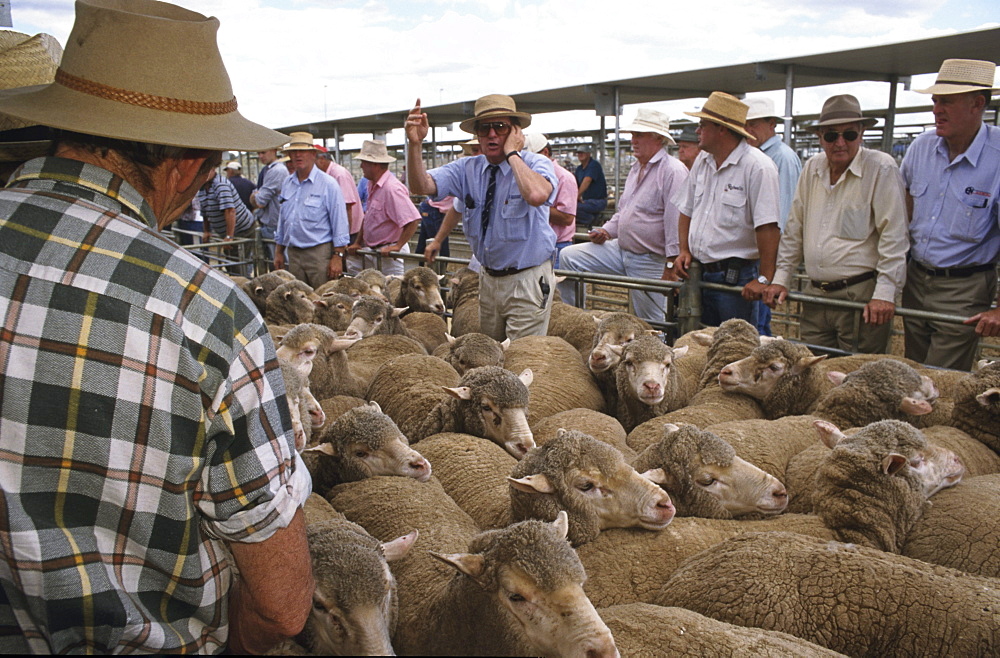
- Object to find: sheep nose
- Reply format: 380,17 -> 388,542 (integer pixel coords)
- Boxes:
433,303 -> 445,313
772,486 -> 788,500
643,382 -> 660,393
411,458 -> 428,471
343,329 -> 362,340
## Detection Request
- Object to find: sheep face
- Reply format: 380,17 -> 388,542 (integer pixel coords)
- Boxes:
718,346 -> 825,400
314,292 -> 355,332
397,266 -> 446,314
689,454 -> 788,516
432,514 -> 619,658
444,333 -> 506,374
306,522 -> 417,656
343,297 -> 406,339
356,268 -> 389,300
445,366 -> 535,458
266,281 -> 318,325
588,314 -> 651,374
510,430 -> 674,544
619,337 -> 686,406
311,403 -> 432,482
276,324 -> 359,372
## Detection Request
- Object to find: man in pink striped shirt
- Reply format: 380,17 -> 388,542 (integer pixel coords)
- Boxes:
525,133 -> 577,267
317,146 -> 365,273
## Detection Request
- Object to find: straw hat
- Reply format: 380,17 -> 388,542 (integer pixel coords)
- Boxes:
460,138 -> 479,157
283,132 -> 319,151
354,140 -> 396,163
623,108 -> 676,145
813,94 -> 878,129
523,133 -> 548,154
0,0 -> 287,151
684,92 -> 753,140
744,97 -> 787,121
459,94 -> 532,134
0,30 -> 62,132
916,59 -> 998,95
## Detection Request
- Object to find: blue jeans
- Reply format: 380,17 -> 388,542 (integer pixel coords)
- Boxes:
576,198 -> 607,225
700,261 -> 759,328
756,302 -> 772,336
553,241 -> 573,268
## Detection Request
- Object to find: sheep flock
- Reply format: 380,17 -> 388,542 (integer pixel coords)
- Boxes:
246,267 -> 1000,657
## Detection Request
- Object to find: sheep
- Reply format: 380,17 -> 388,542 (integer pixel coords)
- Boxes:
342,295 -> 412,341
504,335 -> 607,425
811,359 -> 940,428
717,339 -> 829,418
625,388 -> 764,452
278,358 -> 324,451
654,531 -> 1000,658
598,603 -> 846,657
444,267 -> 480,337
400,311 -> 449,353
509,429 -> 675,546
697,318 -> 764,390
810,419 -> 965,553
393,266 -> 446,315
412,365 -> 537,458
614,335 -> 692,432
631,424 -> 788,519
312,292 -> 354,332
431,333 -> 508,375
300,494 -> 418,656
587,313 -> 655,412
364,353 -> 460,441
304,401 -> 432,497
319,395 -> 367,423
547,301 -> 604,357
245,270 -> 294,315
951,359 -> 1000,453
355,268 -> 389,299
276,323 -> 366,399
315,276 -> 372,299
265,280 -> 317,325
575,514 -> 835,609
327,478 -> 618,657
344,334 -> 428,392
532,408 -> 634,460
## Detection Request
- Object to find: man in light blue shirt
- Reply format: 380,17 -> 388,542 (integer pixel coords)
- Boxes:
251,148 -> 288,260
406,94 -> 558,341
901,58 -> 1000,370
274,132 -> 349,287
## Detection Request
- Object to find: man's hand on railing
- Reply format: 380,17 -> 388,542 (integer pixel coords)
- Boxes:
965,307 -> 1000,337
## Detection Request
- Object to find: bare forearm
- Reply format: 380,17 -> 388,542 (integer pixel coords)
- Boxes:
395,220 -> 420,249
407,144 -> 436,196
227,510 -> 313,654
755,223 -> 780,280
508,154 -> 553,206
678,213 -> 692,253
578,176 -> 592,197
225,208 -> 236,237
435,208 -> 461,242
549,207 -> 575,227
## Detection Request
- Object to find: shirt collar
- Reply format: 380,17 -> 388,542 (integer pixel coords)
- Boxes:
718,139 -> 750,170
371,168 -> 394,190
12,156 -> 157,228
761,135 -> 783,151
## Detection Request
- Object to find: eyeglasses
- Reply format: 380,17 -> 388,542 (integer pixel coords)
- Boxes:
476,122 -> 513,137
822,130 -> 860,143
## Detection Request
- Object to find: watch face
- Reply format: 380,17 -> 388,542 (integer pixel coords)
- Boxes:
757,275 -> 769,285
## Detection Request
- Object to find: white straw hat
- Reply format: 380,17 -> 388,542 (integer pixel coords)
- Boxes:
353,139 -> 396,163
623,108 -> 676,145
916,58 -> 998,95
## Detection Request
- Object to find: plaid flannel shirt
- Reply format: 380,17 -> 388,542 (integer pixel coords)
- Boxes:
0,157 -> 310,654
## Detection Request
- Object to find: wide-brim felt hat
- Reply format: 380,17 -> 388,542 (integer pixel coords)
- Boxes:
916,58 -> 998,95
459,94 -> 532,134
354,139 -> 396,163
813,94 -> 878,129
623,108 -> 676,145
0,0 -> 288,151
685,92 -> 754,140
283,131 -> 320,151
676,125 -> 699,144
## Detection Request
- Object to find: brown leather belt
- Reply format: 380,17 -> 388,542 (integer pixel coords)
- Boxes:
700,257 -> 753,274
810,270 -> 876,292
911,260 -> 996,278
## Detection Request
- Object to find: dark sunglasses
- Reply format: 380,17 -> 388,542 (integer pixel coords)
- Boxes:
822,130 -> 860,143
476,121 -> 513,137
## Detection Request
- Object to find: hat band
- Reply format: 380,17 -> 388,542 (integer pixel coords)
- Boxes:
55,68 -> 238,116
935,78 -> 991,88
820,109 -> 864,122
701,107 -> 745,128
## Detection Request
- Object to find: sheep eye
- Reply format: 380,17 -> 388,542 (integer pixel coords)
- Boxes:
577,482 -> 595,492
769,363 -> 782,372
481,404 -> 492,413
304,348 -> 316,357
696,476 -> 716,486
355,450 -> 369,459
375,315 -> 384,322
312,600 -> 325,612
508,593 -> 526,602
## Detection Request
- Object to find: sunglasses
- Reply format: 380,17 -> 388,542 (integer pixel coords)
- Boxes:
822,130 -> 860,143
476,122 -> 513,137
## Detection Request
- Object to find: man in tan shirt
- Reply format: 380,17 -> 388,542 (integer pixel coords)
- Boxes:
763,95 -> 908,353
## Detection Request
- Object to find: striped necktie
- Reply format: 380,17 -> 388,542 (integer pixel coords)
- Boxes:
481,164 -> 500,235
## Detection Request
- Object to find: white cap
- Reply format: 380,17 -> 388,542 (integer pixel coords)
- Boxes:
224,161 -> 241,170
523,132 -> 548,154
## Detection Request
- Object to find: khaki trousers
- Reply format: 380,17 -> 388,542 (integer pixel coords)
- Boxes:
288,243 -> 334,289
479,261 -> 554,342
800,277 -> 892,354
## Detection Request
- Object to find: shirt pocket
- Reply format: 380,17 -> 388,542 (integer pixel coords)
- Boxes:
300,194 -> 328,227
836,204 -> 871,241
948,184 -> 991,243
720,189 -> 746,226
498,195 -> 529,241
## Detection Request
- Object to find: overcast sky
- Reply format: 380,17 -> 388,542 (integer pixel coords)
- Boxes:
10,0 -> 1000,148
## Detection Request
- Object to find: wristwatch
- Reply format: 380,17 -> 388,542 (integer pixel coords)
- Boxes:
666,261 -> 675,270
757,275 -> 771,285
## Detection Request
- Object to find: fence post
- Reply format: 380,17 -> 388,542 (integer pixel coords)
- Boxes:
676,261 -> 702,335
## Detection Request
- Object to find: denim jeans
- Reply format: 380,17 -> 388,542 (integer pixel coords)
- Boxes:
700,261 -> 759,328
576,198 -> 607,225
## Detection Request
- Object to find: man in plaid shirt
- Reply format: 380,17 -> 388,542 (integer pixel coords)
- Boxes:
0,0 -> 312,653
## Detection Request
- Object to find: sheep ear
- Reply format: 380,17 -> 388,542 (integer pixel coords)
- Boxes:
382,530 -> 419,562
608,343 -> 625,357
882,453 -> 909,476
518,368 -> 534,388
813,420 -> 846,449
594,316 -> 602,326
392,306 -> 409,317
254,285 -> 266,295
644,329 -> 660,336
443,385 -> 473,400
313,299 -> 327,308
445,333 -> 456,345
303,443 -> 337,457
662,423 -> 681,435
449,276 -> 461,286
976,359 -> 994,371
791,355 -> 827,375
284,291 -> 294,300
640,468 -> 669,485
672,345 -> 689,359
554,275 -> 566,284
552,510 -> 569,539
500,338 -> 511,351
758,335 -> 784,344
430,551 -> 485,579
826,371 -> 848,386
366,400 -> 383,413
899,396 -> 934,416
691,331 -> 714,347
507,473 -> 555,494
977,387 -> 1000,406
